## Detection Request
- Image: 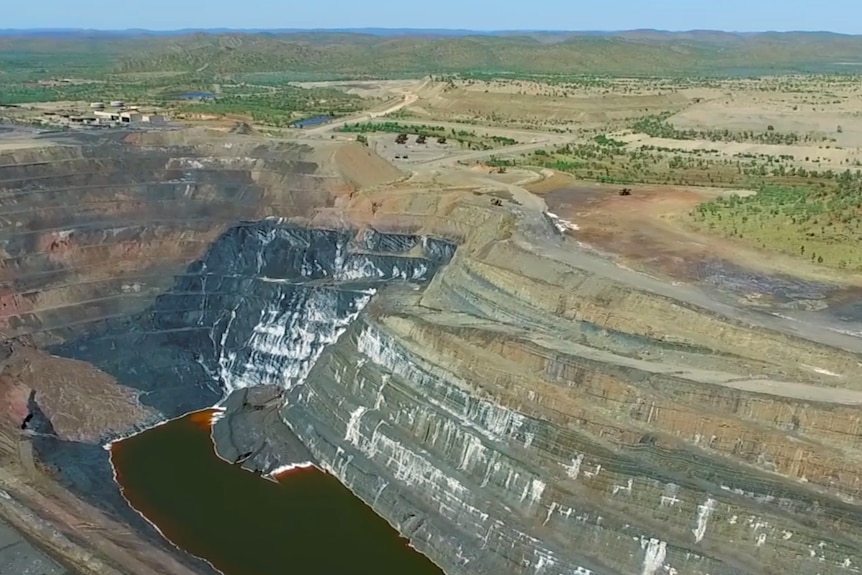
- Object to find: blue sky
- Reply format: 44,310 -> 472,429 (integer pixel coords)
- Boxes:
6,0 -> 862,33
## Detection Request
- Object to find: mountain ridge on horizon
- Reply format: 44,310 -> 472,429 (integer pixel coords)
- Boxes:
0,27 -> 856,38
3,27 -> 862,78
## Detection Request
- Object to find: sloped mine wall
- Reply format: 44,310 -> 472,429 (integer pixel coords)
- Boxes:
212,229 -> 862,575
6,129 -> 862,575
291,308 -> 861,575
44,219 -> 457,542
0,129 -> 414,574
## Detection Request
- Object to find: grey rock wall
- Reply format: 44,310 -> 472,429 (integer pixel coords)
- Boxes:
50,214 -> 862,575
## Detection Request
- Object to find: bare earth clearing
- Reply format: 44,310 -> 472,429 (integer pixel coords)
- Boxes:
541,182 -> 857,285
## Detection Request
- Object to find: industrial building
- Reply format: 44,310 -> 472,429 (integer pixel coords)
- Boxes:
93,110 -> 143,124
66,109 -> 166,127
141,113 -> 166,125
93,110 -> 132,123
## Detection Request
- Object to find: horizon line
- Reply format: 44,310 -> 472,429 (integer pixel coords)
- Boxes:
0,27 -> 853,35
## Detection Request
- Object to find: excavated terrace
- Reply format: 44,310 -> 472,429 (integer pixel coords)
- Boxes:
1,126 -> 861,575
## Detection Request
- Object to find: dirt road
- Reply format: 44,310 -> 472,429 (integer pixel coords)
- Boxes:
388,119 -> 567,140
299,78 -> 577,166
303,79 -> 428,135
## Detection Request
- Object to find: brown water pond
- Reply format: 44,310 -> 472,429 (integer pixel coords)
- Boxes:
110,409 -> 443,575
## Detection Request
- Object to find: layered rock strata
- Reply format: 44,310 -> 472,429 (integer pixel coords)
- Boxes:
213,211 -> 862,575
162,208 -> 862,575
2,129 -> 862,575
0,128 -> 397,345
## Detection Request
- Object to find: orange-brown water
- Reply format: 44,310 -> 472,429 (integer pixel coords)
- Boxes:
110,409 -> 443,575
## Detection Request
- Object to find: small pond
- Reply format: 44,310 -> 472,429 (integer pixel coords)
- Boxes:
110,409 -> 443,575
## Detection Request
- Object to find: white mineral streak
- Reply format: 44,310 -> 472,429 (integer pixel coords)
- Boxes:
529,479 -> 546,505
545,211 -> 580,232
344,406 -> 368,445
374,375 -> 388,410
660,483 -> 680,507
174,156 -> 256,170
344,325 -> 625,572
563,454 -> 584,479
693,497 -> 716,543
460,434 -> 486,471
357,326 -> 526,442
215,287 -> 374,394
612,478 -> 633,496
342,415 -> 483,525
209,229 -> 442,397
641,538 -> 667,575
544,502 -> 558,525
357,326 -> 548,503
266,461 -> 315,478
334,256 -> 429,282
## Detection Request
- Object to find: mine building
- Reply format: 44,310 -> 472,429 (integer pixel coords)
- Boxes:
120,110 -> 141,123
141,113 -> 166,125
69,115 -> 98,125
93,110 -> 143,124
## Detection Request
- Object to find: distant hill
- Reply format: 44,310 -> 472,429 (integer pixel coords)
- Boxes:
2,29 -> 862,77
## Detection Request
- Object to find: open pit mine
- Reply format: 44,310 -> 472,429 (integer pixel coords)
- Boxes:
1,126 -> 862,575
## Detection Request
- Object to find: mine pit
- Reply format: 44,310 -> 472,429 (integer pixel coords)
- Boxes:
4,125 -> 862,575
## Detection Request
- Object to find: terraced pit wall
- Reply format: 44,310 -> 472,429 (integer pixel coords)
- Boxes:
0,129 -> 398,345
273,251 -> 862,575
2,129 -> 862,575
0,129 -> 405,575
213,219 -> 862,575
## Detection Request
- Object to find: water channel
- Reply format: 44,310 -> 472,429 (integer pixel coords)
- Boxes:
109,409 -> 444,575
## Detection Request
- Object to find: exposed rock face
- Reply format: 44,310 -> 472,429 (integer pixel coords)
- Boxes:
0,128 -> 402,575
202,214 -> 862,575
53,221 -> 454,419
267,234 -> 862,575
4,128 -> 862,575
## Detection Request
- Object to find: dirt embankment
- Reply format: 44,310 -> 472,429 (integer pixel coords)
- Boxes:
543,182 -> 862,287
1,341 -> 155,442
333,141 -> 404,189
